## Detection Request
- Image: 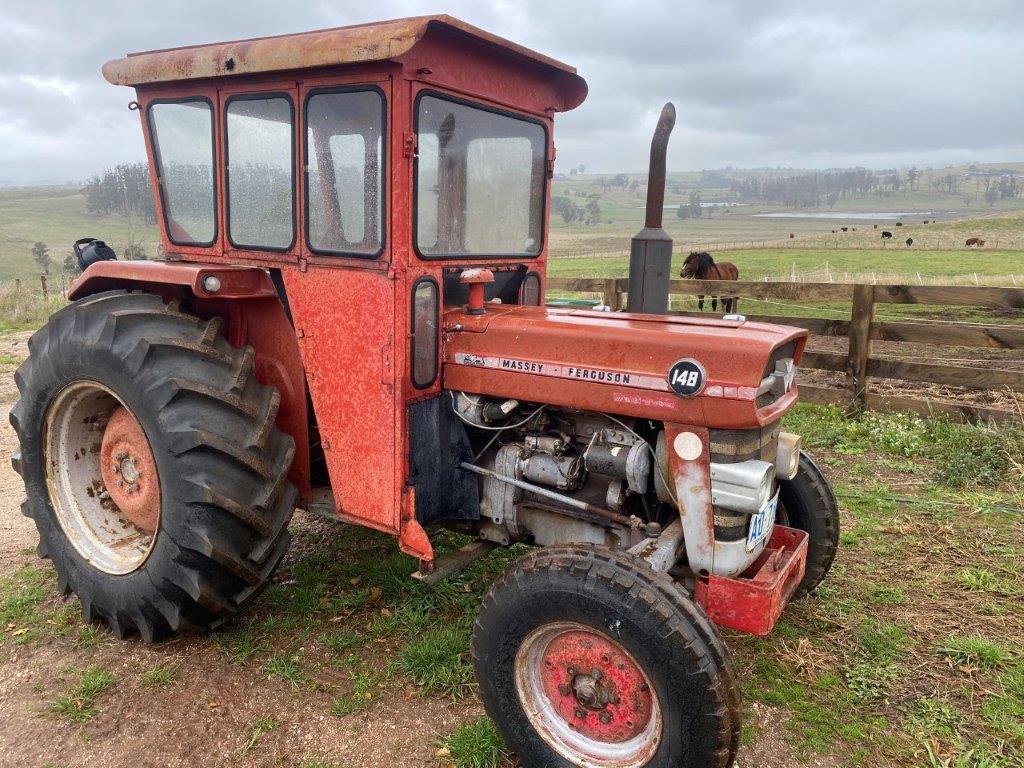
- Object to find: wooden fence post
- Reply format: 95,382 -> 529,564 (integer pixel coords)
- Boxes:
40,274 -> 48,299
846,283 -> 875,413
602,278 -> 621,311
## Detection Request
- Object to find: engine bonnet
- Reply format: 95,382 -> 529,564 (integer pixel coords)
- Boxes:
442,305 -> 807,429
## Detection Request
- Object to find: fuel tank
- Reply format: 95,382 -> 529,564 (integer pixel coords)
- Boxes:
442,305 -> 807,430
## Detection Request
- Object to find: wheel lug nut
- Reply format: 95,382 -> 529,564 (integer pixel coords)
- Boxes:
567,666 -> 576,675
558,683 -> 571,696
591,667 -> 602,680
574,708 -> 586,719
599,711 -> 612,724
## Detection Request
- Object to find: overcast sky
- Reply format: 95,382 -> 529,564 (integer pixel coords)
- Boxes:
1,0 -> 1022,185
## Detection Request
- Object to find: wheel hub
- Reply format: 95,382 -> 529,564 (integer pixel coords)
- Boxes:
100,406 -> 160,533
515,621 -> 661,767
539,629 -> 654,743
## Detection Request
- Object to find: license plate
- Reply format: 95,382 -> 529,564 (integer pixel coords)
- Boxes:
746,490 -> 779,552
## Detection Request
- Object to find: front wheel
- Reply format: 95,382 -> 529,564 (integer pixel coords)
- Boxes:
777,451 -> 840,598
473,546 -> 740,768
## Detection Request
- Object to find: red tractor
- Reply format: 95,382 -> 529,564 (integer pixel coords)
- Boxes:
12,16 -> 838,767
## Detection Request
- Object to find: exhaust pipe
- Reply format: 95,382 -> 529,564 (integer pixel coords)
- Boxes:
626,102 -> 676,314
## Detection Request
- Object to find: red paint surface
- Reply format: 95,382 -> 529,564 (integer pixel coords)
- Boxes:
695,525 -> 809,636
539,629 -> 654,744
443,306 -> 804,429
69,260 -> 277,301
100,406 -> 160,533
282,267 -> 399,535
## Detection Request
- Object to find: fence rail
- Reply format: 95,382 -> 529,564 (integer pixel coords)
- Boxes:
547,277 -> 1024,423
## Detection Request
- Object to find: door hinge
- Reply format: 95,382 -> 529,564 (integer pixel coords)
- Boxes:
403,132 -> 417,158
547,145 -> 556,178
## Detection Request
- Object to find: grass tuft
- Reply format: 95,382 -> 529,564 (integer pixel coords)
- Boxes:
396,622 -> 474,697
50,665 -> 117,723
441,717 -> 508,768
140,663 -> 178,688
937,635 -> 1012,669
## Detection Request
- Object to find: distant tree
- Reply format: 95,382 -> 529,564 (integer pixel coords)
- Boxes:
609,174 -> 629,188
32,241 -> 50,274
676,192 -> 703,220
569,168 -> 578,176
551,195 -> 582,224
83,162 -> 156,224
583,195 -> 602,226
63,253 -> 79,276
577,164 -> 585,175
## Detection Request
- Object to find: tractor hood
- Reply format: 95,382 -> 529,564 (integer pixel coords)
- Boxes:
442,306 -> 807,430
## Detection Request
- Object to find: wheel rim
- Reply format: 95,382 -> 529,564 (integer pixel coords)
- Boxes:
515,621 -> 662,768
44,381 -> 160,575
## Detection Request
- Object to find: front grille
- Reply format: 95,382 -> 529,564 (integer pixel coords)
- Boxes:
755,340 -> 798,408
708,421 -> 780,464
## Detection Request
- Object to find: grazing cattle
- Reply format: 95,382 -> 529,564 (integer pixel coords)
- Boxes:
923,220 -> 930,224
873,224 -> 878,229
895,222 -> 903,227
680,251 -> 740,313
831,229 -> 836,234
789,233 -> 795,238
881,231 -> 893,239
851,227 -> 857,232
840,226 -> 848,232
905,238 -> 913,247
966,237 -> 982,247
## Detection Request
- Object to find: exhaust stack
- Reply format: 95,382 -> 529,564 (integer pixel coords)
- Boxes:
626,102 -> 676,314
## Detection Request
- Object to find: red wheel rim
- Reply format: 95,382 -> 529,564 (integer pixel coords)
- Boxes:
515,622 -> 661,767
100,406 -> 161,533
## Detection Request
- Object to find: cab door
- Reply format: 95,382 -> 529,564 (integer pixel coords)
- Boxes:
283,76 -> 401,538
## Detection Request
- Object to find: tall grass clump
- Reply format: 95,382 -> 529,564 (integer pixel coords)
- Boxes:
0,280 -> 67,332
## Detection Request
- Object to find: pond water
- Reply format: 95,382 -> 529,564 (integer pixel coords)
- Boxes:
752,211 -> 934,220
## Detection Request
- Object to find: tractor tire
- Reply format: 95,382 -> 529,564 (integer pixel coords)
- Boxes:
472,545 -> 740,768
777,451 -> 840,599
10,290 -> 296,641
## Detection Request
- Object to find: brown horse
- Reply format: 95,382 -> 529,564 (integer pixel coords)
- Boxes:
680,251 -> 739,313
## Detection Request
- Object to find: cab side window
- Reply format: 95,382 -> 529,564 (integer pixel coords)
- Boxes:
305,88 -> 385,257
225,95 -> 295,250
148,99 -> 217,246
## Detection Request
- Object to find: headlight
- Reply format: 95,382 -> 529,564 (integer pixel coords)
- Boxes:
775,432 -> 801,481
710,460 -> 776,514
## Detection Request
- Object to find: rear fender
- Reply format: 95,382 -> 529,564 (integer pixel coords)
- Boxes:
69,261 -> 310,499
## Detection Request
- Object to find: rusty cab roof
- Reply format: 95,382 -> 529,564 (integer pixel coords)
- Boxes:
102,14 -> 587,111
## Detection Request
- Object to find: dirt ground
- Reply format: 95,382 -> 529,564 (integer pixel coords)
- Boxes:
0,341 -> 831,768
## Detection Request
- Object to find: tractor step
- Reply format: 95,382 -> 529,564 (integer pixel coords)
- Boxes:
413,540 -> 497,585
695,525 -> 809,636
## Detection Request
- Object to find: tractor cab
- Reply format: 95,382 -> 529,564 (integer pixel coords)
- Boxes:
18,17 -> 839,767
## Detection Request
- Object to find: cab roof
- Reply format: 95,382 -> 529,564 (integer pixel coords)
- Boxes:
102,14 -> 587,110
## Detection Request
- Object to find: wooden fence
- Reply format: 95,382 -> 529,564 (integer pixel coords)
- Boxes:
547,277 -> 1024,424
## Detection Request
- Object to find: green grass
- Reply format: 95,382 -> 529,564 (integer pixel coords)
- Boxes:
50,665 -> 117,723
440,717 -> 508,768
140,663 -> 178,688
396,622 -> 475,697
937,636 -> 1012,669
0,187 -> 159,280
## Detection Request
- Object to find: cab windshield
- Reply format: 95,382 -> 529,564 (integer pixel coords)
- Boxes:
415,94 -> 546,258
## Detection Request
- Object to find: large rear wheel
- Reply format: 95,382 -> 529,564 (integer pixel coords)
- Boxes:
11,291 -> 296,640
473,546 -> 740,768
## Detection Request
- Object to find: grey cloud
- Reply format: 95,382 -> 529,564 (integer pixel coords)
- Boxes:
0,0 -> 1021,183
